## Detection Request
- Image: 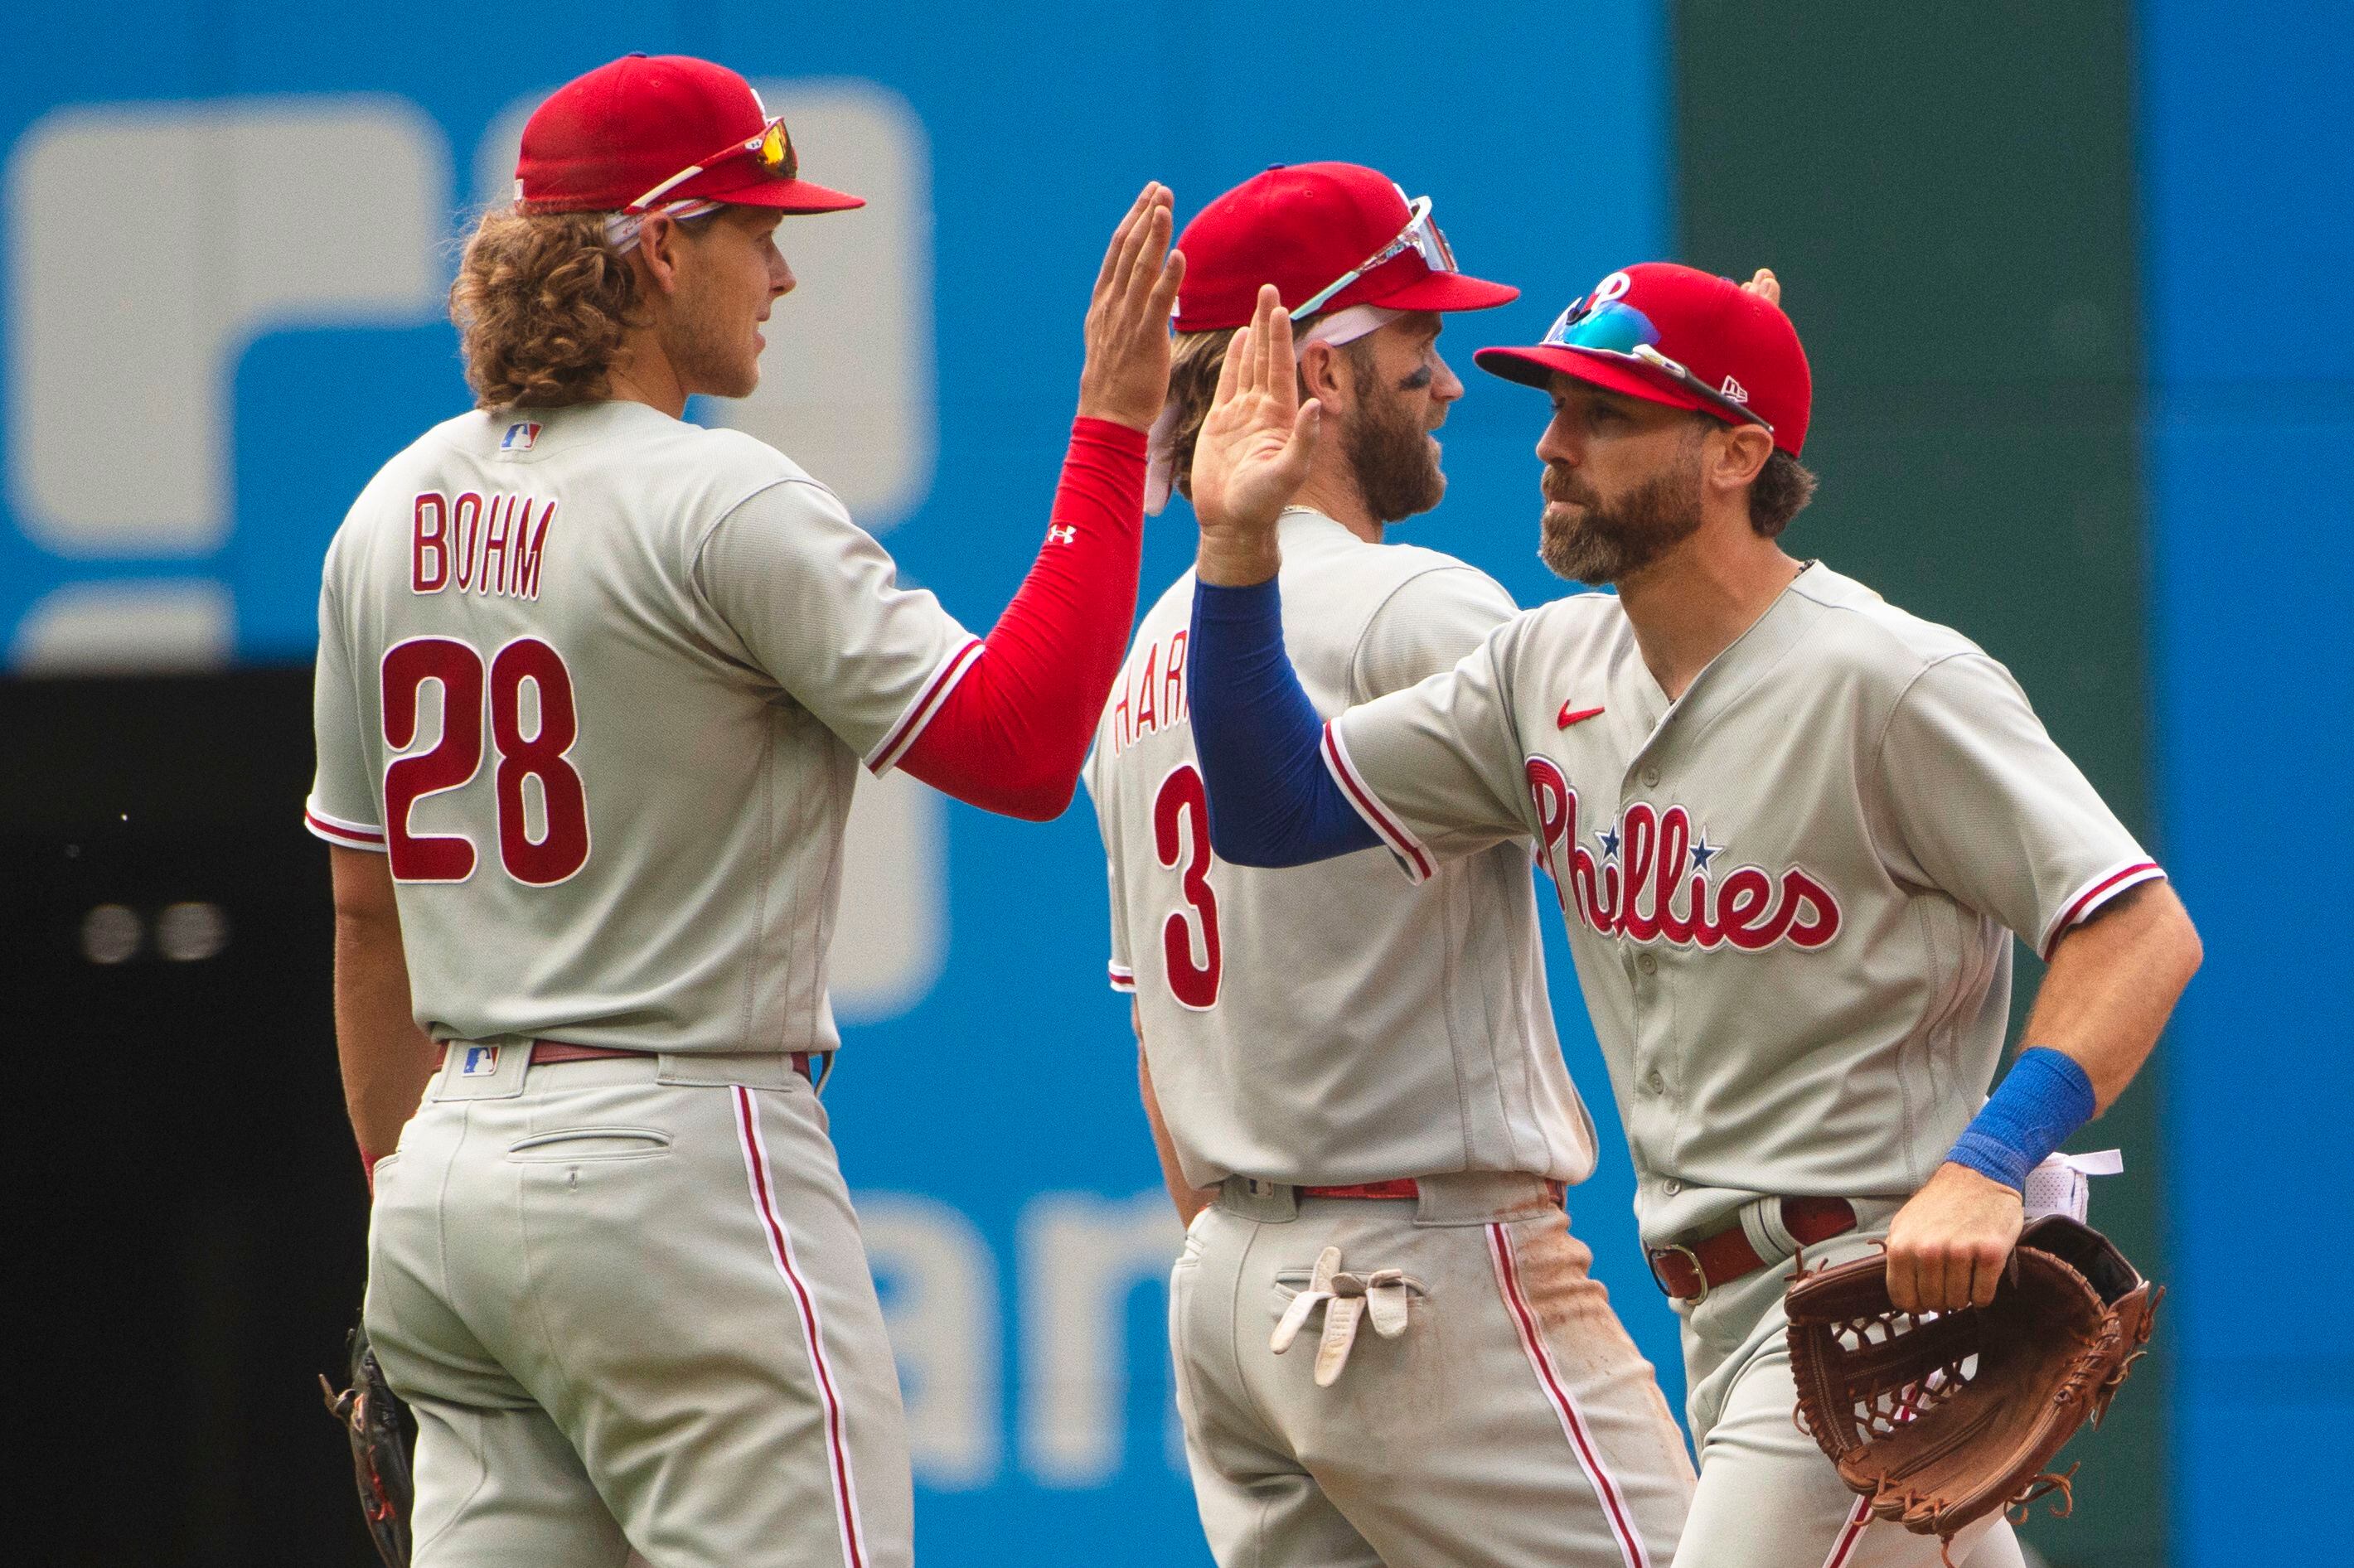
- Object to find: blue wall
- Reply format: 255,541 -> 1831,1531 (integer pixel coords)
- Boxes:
1,6 -> 1672,1563
2142,2 -> 2353,1561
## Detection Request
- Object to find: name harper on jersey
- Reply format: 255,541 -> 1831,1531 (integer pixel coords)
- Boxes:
1107,627 -> 1189,757
1524,757 -> 1841,951
411,490 -> 558,600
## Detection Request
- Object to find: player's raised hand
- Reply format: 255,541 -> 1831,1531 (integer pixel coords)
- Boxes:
1741,268 -> 1782,307
1883,1160 -> 2026,1314
1190,284 -> 1323,586
1076,182 -> 1186,433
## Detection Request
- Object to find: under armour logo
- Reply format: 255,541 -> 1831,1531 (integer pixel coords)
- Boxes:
1720,375 -> 1750,404
1046,524 -> 1078,544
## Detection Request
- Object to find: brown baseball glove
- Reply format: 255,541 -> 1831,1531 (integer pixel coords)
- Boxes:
320,1319 -> 414,1568
1785,1216 -> 2158,1560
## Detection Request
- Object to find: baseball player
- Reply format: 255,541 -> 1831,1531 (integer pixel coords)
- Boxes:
306,55 -> 1182,1568
1176,269 -> 2201,1567
1083,165 -> 1696,1567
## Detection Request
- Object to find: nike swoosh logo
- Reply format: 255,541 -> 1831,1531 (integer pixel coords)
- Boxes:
1557,704 -> 1606,729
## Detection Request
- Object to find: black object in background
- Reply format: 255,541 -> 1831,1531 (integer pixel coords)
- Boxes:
6,669 -> 378,1567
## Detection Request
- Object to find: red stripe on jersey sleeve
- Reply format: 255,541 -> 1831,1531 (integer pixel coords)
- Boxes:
2040,859 -> 2165,957
867,638 -> 984,775
306,806 -> 387,851
1320,722 -> 1433,883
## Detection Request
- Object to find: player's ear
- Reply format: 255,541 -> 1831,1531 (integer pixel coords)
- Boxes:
634,214 -> 688,296
1709,421 -> 1774,493
1296,339 -> 1349,410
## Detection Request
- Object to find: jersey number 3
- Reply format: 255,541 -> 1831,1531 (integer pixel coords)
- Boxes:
1153,764 -> 1222,1009
381,636 -> 589,885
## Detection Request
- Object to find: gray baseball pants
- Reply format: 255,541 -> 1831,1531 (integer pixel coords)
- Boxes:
364,1043 -> 911,1568
1171,1173 -> 1696,1567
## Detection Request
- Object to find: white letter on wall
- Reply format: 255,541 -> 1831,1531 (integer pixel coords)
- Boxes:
7,97 -> 445,556
858,1192 -> 1000,1489
1019,1190 -> 1185,1487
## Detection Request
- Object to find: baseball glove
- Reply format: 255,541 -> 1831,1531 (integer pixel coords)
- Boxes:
320,1319 -> 414,1568
1785,1216 -> 2158,1560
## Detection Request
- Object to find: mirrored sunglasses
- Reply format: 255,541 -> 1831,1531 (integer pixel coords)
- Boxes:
626,116 -> 800,213
1290,189 -> 1459,322
1540,296 -> 1772,432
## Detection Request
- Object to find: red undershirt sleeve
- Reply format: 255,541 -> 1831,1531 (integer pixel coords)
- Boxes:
895,417 -> 1149,820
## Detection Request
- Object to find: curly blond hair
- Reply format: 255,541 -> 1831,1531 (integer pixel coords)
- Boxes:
449,209 -> 641,409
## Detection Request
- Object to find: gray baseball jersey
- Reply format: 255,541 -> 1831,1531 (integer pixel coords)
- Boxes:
1321,562 -> 2162,1242
1083,508 -> 1597,1188
307,399 -> 978,1054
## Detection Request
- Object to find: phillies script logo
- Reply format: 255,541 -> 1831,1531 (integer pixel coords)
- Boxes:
1523,757 -> 1840,951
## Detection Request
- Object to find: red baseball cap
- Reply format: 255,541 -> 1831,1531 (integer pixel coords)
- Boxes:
1475,263 -> 1811,456
515,54 -> 864,215
1172,162 -> 1518,333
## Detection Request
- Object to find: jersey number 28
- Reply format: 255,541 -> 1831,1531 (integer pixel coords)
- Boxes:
381,636 -> 589,885
1154,764 -> 1222,1009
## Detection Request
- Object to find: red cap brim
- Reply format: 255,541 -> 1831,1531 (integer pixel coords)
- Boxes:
1473,344 -> 1712,414
1364,271 -> 1518,314
704,173 -> 867,214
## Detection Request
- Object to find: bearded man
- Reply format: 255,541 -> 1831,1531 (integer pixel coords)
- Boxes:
1083,167 -> 1727,1568
1179,263 -> 2201,1568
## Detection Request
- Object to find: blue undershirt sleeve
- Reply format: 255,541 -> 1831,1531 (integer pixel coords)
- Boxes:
1189,578 -> 1380,866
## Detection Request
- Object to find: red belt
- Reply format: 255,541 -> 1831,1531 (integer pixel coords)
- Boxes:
1300,1178 -> 1568,1206
1645,1197 -> 1857,1303
443,1041 -> 823,1082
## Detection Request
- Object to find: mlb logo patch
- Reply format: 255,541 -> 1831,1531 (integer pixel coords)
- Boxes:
500,421 -> 541,453
459,1044 -> 502,1077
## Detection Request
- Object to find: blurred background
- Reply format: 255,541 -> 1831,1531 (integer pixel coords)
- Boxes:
4,2 -> 2344,1563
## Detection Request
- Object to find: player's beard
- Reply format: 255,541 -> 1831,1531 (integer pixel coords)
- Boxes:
1344,378 -> 1447,525
1538,454 -> 1705,585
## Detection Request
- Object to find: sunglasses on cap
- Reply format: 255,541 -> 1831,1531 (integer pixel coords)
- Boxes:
1541,295 -> 1772,433
625,117 -> 799,214
1289,188 -> 1459,322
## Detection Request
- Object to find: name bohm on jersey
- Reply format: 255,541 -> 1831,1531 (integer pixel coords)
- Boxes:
1524,757 -> 1841,952
411,490 -> 558,600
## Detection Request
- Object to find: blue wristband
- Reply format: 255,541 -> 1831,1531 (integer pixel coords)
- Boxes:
1945,1046 -> 2096,1192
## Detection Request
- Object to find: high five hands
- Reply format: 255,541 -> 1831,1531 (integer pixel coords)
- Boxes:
1076,183 -> 1187,433
1189,284 -> 1324,586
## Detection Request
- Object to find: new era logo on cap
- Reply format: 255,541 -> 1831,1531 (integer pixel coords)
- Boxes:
1721,375 -> 1749,404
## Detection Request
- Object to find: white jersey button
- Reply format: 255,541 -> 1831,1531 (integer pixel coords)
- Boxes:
1642,766 -> 1661,788
1644,1069 -> 1665,1093
1662,1178 -> 1683,1196
1637,952 -> 1659,975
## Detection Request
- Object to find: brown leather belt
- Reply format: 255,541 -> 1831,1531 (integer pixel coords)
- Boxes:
1301,1178 -> 1568,1206
442,1041 -> 824,1082
1645,1197 -> 1858,1303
